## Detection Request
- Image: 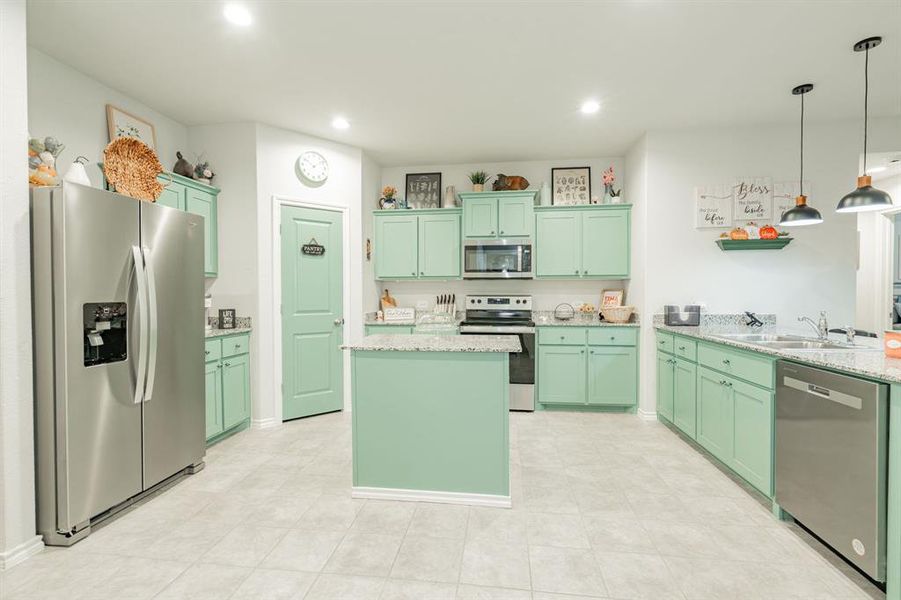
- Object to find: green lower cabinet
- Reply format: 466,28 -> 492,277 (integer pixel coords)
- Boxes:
587,346 -> 637,406
537,345 -> 586,404
656,352 -> 675,422
730,377 -> 773,496
672,358 -> 697,438
696,366 -> 734,464
205,361 -> 224,438
222,353 -> 251,429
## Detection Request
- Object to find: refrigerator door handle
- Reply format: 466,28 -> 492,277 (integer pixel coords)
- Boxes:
131,245 -> 149,404
143,246 -> 159,403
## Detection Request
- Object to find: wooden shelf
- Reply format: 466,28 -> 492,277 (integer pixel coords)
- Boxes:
715,238 -> 793,251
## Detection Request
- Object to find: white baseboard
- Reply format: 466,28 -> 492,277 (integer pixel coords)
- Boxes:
352,486 -> 512,508
637,408 -> 658,421
251,417 -> 281,430
0,535 -> 43,570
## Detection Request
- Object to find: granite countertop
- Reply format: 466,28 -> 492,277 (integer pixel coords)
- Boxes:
206,327 -> 252,338
344,334 -> 521,353
364,312 -> 463,327
654,323 -> 901,384
533,311 -> 639,327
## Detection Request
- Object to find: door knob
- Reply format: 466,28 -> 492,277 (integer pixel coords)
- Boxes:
334,317 -> 345,326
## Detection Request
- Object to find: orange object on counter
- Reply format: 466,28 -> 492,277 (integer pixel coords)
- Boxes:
884,330 -> 901,358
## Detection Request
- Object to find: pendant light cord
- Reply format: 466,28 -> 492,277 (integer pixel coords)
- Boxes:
800,92 -> 804,195
863,47 -> 869,174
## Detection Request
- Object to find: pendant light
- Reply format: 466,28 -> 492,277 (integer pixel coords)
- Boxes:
837,36 -> 893,213
780,84 -> 823,227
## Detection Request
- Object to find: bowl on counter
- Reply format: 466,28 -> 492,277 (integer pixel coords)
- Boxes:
600,305 -> 634,324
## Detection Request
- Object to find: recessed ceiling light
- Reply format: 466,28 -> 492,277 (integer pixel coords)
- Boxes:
331,117 -> 350,130
866,166 -> 887,174
223,4 -> 252,26
580,100 -> 601,114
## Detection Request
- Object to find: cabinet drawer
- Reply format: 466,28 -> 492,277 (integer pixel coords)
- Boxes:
221,334 -> 250,357
588,327 -> 637,346
655,331 -> 674,353
204,339 -> 221,362
672,336 -> 697,361
698,342 -> 774,389
538,327 -> 587,346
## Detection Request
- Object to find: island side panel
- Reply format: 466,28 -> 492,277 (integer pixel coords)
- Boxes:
889,383 -> 901,600
351,350 -> 509,498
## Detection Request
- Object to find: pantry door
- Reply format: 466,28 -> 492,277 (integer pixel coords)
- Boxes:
281,205 -> 344,420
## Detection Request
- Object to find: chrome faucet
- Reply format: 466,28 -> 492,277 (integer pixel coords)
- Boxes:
798,311 -> 829,340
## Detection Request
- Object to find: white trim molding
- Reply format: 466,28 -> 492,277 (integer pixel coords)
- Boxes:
0,535 -> 43,570
251,417 -> 282,430
352,486 -> 512,509
637,408 -> 658,421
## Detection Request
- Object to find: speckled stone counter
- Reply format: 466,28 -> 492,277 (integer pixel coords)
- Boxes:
205,327 -> 252,338
344,334 -> 520,353
654,321 -> 901,383
533,311 -> 639,327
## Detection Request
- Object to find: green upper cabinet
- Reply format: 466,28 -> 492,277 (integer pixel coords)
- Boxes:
537,345 -> 586,404
535,205 -> 631,279
185,186 -> 218,277
459,191 -> 536,239
157,182 -> 185,210
418,212 -> 461,278
374,209 -> 461,280
587,346 -> 637,406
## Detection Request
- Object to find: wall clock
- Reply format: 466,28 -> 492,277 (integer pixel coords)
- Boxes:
296,151 -> 329,185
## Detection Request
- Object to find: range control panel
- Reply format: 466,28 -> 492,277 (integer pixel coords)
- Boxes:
465,295 -> 532,310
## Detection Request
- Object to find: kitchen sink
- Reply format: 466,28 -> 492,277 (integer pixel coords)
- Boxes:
712,333 -> 875,351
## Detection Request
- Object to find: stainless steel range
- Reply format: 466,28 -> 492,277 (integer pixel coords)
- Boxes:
459,295 -> 535,411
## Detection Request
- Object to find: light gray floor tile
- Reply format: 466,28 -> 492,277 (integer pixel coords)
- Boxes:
528,545 -> 607,597
390,535 -> 464,583
154,562 -> 251,599
582,514 -> 656,554
305,573 -> 385,599
379,579 -> 456,599
260,529 -> 344,572
351,500 -> 416,534
229,568 -> 317,600
595,550 -> 685,599
466,507 -> 528,545
294,493 -> 364,532
456,583 -> 533,599
407,503 -> 471,540
459,539 -> 531,590
199,524 -> 288,567
324,532 -> 403,577
526,512 -> 590,549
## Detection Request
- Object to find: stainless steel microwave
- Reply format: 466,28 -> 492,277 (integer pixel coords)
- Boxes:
463,238 -> 532,279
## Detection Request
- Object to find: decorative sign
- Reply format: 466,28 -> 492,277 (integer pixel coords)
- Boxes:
552,166 -> 591,205
405,172 -> 442,208
695,185 -> 733,228
773,181 -> 810,221
218,308 -> 236,330
301,238 -> 325,256
733,177 -> 773,222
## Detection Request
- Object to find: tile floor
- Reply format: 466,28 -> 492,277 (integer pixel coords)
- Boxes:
0,410 -> 885,599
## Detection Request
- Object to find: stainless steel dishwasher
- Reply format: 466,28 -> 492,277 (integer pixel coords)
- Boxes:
775,361 -> 888,581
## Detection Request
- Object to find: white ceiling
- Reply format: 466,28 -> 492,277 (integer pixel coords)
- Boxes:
26,0 -> 901,166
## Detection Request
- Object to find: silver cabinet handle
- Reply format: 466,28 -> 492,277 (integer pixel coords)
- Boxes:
142,246 -> 158,403
678,345 -> 685,350
224,362 -> 231,367
334,317 -> 345,326
722,359 -> 731,365
235,343 -> 241,348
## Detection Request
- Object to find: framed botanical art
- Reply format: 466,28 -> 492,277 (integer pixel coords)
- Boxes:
552,166 -> 591,205
106,104 -> 157,150
405,172 -> 442,209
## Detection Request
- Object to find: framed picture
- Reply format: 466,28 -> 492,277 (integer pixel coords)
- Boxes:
733,176 -> 773,222
405,172 -> 442,209
694,184 -> 733,228
601,289 -> 624,308
106,104 -> 157,150
218,309 -> 236,330
552,166 -> 591,205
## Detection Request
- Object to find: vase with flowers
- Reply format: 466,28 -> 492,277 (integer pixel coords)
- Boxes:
379,185 -> 398,209
469,171 -> 489,192
602,166 -> 622,203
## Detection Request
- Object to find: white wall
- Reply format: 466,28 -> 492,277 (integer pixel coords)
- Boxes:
0,0 -> 43,569
856,173 -> 901,332
27,48 -> 189,187
377,156 -> 628,313
255,124 -> 364,421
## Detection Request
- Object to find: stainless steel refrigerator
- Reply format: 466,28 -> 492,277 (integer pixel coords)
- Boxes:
32,182 -> 205,546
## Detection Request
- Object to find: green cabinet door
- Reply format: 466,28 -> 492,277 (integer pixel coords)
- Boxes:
538,345 -> 586,404
672,358 -> 697,439
587,346 -> 637,406
375,213 -> 419,279
730,377 -> 773,496
185,187 -> 218,277
205,361 -> 224,439
497,196 -> 532,237
581,209 -> 629,278
222,353 -> 250,429
418,212 -> 461,278
463,197 -> 498,238
535,211 -> 581,277
157,180 -> 185,210
656,352 -> 675,422
696,366 -> 733,464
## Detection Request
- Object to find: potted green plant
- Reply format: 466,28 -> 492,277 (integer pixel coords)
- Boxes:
469,171 -> 489,192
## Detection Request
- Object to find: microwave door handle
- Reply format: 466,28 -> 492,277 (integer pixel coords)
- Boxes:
131,246 -> 149,404
142,246 -> 158,402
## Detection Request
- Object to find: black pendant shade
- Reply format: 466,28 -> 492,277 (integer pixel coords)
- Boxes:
779,83 -> 822,227
837,36 -> 893,213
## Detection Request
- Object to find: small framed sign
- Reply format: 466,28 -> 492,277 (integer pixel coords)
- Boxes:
405,172 -> 442,208
695,185 -> 733,228
218,309 -> 236,330
301,238 -> 325,256
601,289 -> 624,308
733,177 -> 773,222
552,166 -> 591,205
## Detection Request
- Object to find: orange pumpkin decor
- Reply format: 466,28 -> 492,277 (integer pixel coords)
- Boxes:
759,225 -> 779,240
729,227 -> 749,240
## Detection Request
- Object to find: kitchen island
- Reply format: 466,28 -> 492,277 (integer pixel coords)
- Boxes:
344,334 -> 520,507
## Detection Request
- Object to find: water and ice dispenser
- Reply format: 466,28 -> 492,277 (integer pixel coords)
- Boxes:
83,302 -> 128,366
